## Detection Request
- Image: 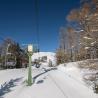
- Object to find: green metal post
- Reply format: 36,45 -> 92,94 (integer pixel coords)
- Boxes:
27,53 -> 32,86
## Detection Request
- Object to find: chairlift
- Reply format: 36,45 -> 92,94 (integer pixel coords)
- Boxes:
33,59 -> 41,68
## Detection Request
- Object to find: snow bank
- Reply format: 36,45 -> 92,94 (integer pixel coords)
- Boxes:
0,69 -> 27,86
58,61 -> 98,93
58,62 -> 85,84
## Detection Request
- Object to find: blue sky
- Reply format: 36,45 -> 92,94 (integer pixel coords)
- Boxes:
0,0 -> 80,52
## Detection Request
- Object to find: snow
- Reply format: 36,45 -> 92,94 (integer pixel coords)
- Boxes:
0,69 -> 27,84
31,52 -> 56,66
50,70 -> 97,98
58,62 -> 85,84
0,59 -> 98,98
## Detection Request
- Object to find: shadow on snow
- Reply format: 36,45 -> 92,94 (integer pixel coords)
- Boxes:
33,67 -> 57,84
0,77 -> 23,98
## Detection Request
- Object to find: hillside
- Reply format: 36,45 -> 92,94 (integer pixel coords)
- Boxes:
0,61 -> 97,98
31,52 -> 56,66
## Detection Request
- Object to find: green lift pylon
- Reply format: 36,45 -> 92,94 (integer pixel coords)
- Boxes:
27,45 -> 33,86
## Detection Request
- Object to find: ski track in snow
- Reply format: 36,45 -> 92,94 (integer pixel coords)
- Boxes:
0,52 -> 98,98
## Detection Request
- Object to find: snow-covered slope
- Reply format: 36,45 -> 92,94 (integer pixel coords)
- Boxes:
31,52 -> 56,66
0,61 -> 97,98
58,62 -> 84,84
58,61 -> 98,92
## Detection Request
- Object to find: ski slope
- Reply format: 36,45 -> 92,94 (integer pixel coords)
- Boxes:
0,64 -> 97,98
0,52 -> 97,98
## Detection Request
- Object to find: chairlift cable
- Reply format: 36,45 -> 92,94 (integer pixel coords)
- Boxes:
35,0 -> 40,53
35,0 -> 41,66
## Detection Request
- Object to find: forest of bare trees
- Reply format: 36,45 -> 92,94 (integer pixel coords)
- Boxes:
56,0 -> 98,64
0,38 -> 28,69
